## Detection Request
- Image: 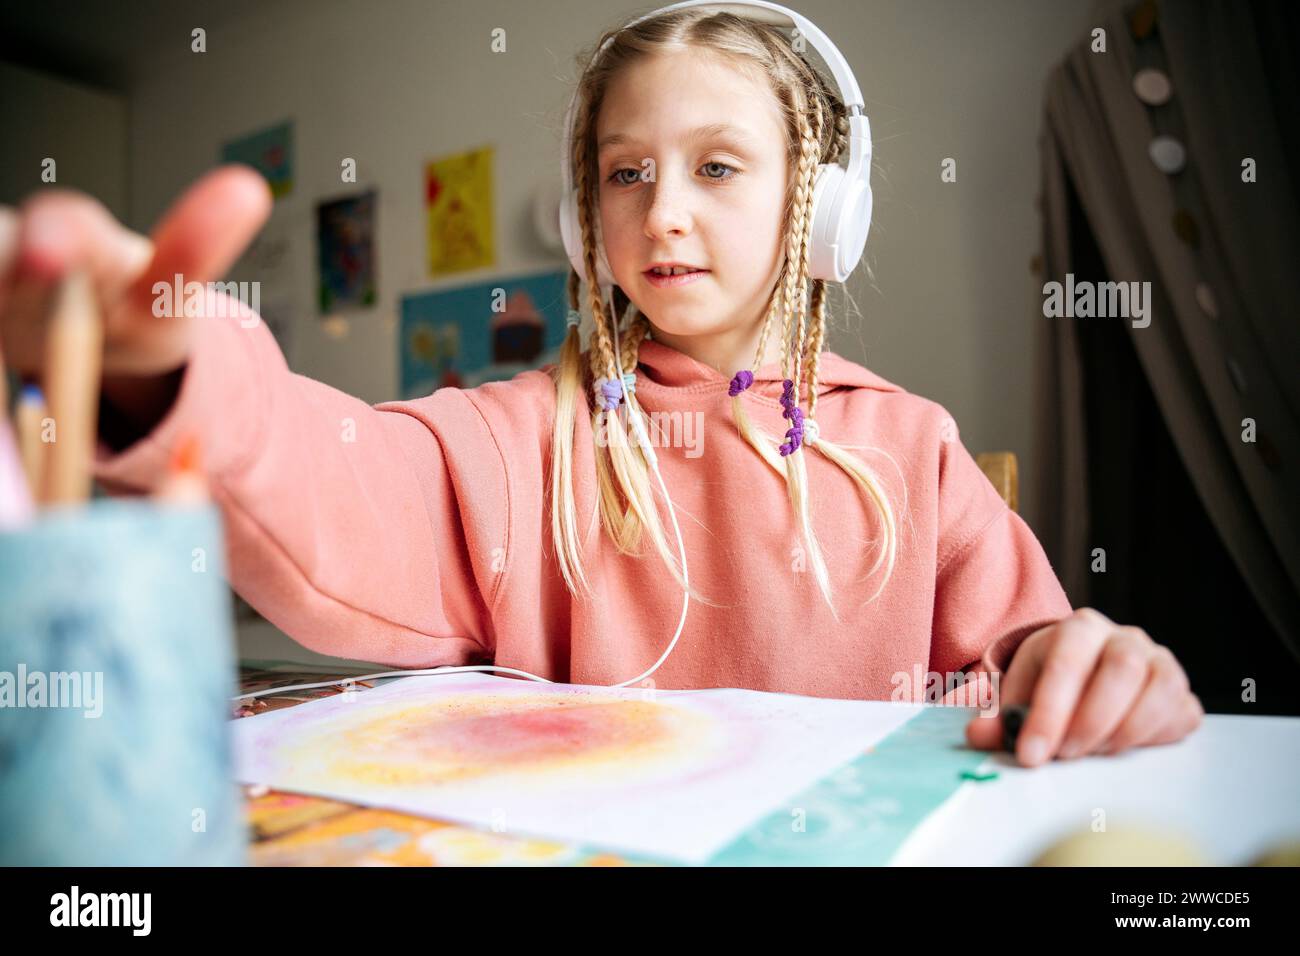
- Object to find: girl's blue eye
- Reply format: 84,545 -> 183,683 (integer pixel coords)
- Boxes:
605,161 -> 739,185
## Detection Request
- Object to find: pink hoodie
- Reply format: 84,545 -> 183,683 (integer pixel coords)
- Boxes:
93,291 -> 1072,700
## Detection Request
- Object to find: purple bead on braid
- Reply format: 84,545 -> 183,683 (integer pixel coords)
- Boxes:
728,369 -> 754,397
778,378 -> 806,455
595,377 -> 622,412
780,379 -> 795,415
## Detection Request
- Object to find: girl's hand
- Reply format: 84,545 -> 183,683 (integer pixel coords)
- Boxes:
965,607 -> 1204,767
0,164 -> 271,380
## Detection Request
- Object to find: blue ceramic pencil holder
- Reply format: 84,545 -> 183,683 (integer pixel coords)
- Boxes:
0,498 -> 246,865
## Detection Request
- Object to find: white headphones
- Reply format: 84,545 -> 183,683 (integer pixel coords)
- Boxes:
558,0 -> 874,290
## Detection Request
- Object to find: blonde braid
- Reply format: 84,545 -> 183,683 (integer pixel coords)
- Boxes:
772,98 -> 821,455
803,88 -> 845,423
789,102 -> 823,414
778,109 -> 818,382
571,104 -> 620,395
618,309 -> 651,376
805,279 -> 828,420
790,102 -> 832,411
565,268 -> 584,374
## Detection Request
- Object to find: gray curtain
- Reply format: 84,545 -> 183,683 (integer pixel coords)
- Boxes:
1034,0 -> 1300,660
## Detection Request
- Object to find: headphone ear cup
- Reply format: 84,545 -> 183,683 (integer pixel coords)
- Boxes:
807,162 -> 871,282
559,192 -> 583,276
592,217 -> 616,287
559,190 -> 615,287
807,163 -> 845,282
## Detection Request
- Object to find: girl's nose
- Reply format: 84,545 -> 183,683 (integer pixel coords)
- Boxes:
642,173 -> 692,239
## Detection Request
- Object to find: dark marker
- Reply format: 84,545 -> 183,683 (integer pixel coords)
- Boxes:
1002,703 -> 1029,754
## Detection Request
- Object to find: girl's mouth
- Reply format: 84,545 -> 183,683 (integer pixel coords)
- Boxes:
644,268 -> 710,288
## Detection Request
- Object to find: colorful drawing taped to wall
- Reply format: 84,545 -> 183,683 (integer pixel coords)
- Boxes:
317,190 -> 377,313
221,121 -> 294,199
399,270 -> 568,399
425,146 -> 494,276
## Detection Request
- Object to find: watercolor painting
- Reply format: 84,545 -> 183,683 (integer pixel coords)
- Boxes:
233,674 -> 922,864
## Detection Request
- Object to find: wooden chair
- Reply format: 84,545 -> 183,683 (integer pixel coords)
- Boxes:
976,451 -> 1019,513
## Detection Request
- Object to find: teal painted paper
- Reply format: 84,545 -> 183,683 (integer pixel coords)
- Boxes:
706,704 -> 989,865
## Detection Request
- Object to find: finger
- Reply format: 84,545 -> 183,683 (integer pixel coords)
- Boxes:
962,667 -> 1012,750
1109,688 -> 1197,755
1015,612 -> 1111,766
963,619 -> 1058,753
101,227 -> 154,306
119,164 -> 272,318
1100,647 -> 1193,754
15,189 -> 148,286
1142,692 -> 1204,749
4,193 -> 151,363
1057,628 -> 1153,759
966,612 -> 1083,753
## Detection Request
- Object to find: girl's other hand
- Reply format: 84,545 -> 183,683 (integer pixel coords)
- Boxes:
965,607 -> 1204,767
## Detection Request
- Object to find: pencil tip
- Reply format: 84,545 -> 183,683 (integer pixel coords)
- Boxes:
170,432 -> 203,475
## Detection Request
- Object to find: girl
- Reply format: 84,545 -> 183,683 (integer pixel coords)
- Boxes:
0,6 -> 1201,767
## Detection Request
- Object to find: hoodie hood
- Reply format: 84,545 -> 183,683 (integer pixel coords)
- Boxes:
633,337 -> 902,399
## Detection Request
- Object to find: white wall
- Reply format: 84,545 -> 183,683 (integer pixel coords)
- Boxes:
128,0 -> 596,411
122,0 -> 1094,559
0,60 -> 128,219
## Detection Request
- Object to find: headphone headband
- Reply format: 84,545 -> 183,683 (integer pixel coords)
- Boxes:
559,0 -> 873,288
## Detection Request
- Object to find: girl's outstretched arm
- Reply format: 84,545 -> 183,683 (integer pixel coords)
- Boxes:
93,287 -> 506,669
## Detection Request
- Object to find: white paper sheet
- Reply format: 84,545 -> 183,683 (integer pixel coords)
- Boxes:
233,673 -> 923,864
